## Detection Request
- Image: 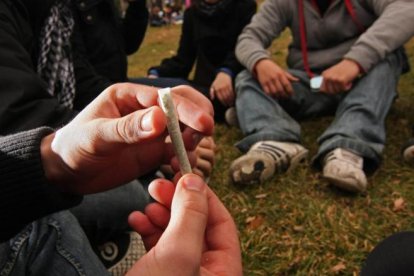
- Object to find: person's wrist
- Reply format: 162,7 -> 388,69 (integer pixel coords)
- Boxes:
344,58 -> 365,76
41,133 -> 74,194
253,58 -> 271,76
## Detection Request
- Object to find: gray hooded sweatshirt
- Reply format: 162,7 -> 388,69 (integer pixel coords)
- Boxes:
236,0 -> 414,74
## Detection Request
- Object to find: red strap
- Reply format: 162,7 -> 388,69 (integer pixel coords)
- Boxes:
298,0 -> 365,78
344,0 -> 366,33
298,0 -> 315,78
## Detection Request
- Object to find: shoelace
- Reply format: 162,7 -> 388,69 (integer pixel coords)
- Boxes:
324,149 -> 362,168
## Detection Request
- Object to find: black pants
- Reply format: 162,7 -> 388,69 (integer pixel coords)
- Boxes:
361,231 -> 414,276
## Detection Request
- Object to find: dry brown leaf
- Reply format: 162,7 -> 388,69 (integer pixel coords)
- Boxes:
293,225 -> 304,232
245,216 -> 255,224
392,179 -> 401,185
393,197 -> 405,212
246,215 -> 265,230
325,205 -> 336,219
331,262 -> 346,273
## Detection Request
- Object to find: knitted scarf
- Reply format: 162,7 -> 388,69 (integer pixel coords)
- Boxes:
37,0 -> 76,109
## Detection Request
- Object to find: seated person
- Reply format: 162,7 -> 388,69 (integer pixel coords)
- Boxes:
0,0 -> 198,271
230,0 -> 414,193
134,0 -> 257,124
71,0 -> 215,180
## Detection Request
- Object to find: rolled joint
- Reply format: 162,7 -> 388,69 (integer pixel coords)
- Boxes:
158,87 -> 192,174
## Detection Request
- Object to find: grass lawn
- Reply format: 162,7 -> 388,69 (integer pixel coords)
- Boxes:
128,22 -> 414,275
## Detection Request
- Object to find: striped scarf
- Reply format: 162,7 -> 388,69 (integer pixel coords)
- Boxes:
37,0 -> 76,109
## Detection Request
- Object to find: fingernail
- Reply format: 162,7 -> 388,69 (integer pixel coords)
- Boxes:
141,109 -> 154,132
183,174 -> 205,192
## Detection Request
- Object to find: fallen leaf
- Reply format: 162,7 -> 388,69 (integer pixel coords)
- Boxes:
325,205 -> 336,219
392,179 -> 401,185
255,193 -> 268,199
293,225 -> 304,232
246,215 -> 265,230
393,197 -> 405,212
245,216 -> 255,223
331,262 -> 346,273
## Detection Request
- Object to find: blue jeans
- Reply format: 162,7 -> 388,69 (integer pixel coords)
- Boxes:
0,180 -> 150,275
235,51 -> 404,174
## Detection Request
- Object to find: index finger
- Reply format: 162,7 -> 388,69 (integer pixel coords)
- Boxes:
125,84 -> 214,135
170,90 -> 214,136
171,85 -> 214,116
280,74 -> 294,96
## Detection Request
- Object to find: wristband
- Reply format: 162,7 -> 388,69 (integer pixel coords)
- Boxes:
217,67 -> 234,79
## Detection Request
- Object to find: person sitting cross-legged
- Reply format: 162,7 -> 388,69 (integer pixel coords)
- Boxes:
230,0 -> 414,193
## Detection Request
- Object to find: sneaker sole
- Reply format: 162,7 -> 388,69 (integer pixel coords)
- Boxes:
230,148 -> 308,186
322,174 -> 366,193
230,154 -> 273,186
403,145 -> 414,163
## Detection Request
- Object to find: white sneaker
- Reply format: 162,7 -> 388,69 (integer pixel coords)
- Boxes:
230,141 -> 308,186
322,148 -> 367,193
402,138 -> 414,163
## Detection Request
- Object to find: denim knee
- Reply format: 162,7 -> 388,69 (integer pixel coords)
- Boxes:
0,212 -> 108,276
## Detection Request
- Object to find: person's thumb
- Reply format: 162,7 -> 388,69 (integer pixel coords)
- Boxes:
160,174 -> 208,270
127,174 -> 208,275
98,106 -> 167,144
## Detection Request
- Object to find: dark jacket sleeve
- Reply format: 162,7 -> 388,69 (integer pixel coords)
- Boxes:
219,0 -> 257,76
122,0 -> 149,55
0,128 -> 82,242
148,9 -> 197,78
0,4 -> 74,135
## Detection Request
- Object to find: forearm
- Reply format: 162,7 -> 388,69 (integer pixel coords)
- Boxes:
235,0 -> 287,72
345,0 -> 414,72
0,128 -> 82,242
